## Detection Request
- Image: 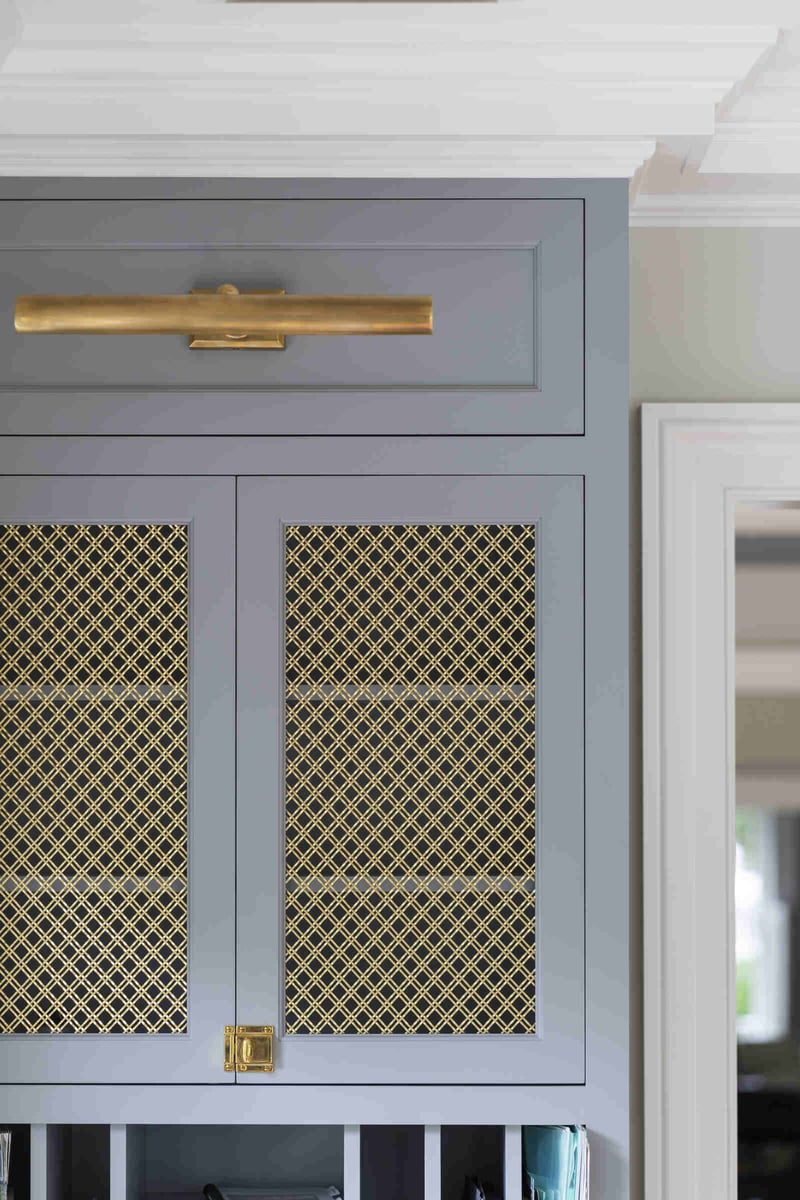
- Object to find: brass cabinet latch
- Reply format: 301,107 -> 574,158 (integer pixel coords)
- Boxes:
14,285 -> 433,349
224,1024 -> 274,1073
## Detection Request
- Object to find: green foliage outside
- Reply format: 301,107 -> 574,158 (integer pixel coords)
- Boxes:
737,959 -> 754,1018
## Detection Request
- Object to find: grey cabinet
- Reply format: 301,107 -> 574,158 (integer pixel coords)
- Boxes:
0,461 -> 581,1086
236,474 -> 583,1083
0,475 -> 236,1084
0,198 -> 583,436
0,183 -> 627,1186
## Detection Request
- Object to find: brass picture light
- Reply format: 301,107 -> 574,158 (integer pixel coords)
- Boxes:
14,284 -> 433,350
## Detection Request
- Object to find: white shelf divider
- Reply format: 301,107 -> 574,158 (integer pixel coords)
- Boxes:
29,1125 -> 47,1200
110,1125 -> 127,1200
343,1125 -> 360,1200
424,1126 -> 441,1200
504,1126 -> 523,1200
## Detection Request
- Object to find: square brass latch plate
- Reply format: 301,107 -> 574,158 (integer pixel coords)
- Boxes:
224,1024 -> 274,1072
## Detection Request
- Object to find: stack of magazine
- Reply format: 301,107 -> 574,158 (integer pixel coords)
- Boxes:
204,1186 -> 341,1200
524,1126 -> 589,1200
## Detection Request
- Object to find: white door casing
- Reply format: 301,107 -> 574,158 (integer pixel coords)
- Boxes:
642,403 -> 800,1200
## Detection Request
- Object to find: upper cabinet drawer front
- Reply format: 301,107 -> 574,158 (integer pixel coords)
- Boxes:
0,199 -> 583,435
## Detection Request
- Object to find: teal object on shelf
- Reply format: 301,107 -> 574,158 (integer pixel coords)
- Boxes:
524,1126 -> 589,1200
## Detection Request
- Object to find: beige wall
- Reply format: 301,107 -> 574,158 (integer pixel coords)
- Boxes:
629,226 -> 800,1200
632,227 -> 800,403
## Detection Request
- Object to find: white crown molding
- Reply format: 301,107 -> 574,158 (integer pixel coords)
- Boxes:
0,6 -> 781,179
631,192 -> 800,225
700,125 -> 800,173
0,0 -> 21,69
628,28 -> 800,224
693,27 -> 800,173
0,134 -> 657,179
14,0 -> 797,22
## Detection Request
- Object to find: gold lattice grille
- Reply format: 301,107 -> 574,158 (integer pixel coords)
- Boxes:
284,523 -> 535,1035
0,523 -> 188,1034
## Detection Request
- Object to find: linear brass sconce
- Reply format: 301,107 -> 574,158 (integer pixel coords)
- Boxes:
14,284 -> 433,350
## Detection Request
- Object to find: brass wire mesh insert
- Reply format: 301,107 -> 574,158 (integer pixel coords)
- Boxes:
284,523 -> 536,1035
0,523 -> 188,1034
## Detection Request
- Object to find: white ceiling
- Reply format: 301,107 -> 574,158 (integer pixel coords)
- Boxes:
2,0 -> 800,222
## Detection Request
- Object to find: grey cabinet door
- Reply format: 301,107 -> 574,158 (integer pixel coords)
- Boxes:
0,475 -> 235,1083
236,474 -> 583,1084
0,198 -> 583,436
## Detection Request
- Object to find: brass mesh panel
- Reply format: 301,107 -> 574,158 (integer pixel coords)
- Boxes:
285,523 -> 535,1035
0,523 -> 188,1034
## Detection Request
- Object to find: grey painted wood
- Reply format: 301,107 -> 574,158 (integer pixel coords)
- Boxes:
0,198 -> 576,250
0,199 -> 582,436
0,181 -> 599,203
579,180 -> 629,1200
343,1127 -> 360,1200
503,1126 -> 523,1200
236,475 -> 583,1084
29,1125 -> 47,1200
0,387 -> 629,1170
0,436 -> 587,478
0,476 -> 236,1083
0,179 -> 628,1196
110,1127 -> 127,1200
424,1127 -> 441,1200
0,1080 -> 604,1123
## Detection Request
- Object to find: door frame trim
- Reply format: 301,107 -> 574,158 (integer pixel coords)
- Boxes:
642,402 -> 800,1200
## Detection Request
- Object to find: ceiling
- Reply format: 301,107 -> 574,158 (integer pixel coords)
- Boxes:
2,0 -> 800,224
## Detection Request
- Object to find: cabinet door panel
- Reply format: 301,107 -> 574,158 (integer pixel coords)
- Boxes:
237,475 -> 583,1083
0,199 -> 582,436
0,476 -> 235,1083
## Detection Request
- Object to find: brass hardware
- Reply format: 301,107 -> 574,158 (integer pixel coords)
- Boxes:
0,523 -> 188,1034
14,286 -> 433,348
284,523 -> 536,1036
224,1024 -> 274,1072
189,285 -> 286,350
